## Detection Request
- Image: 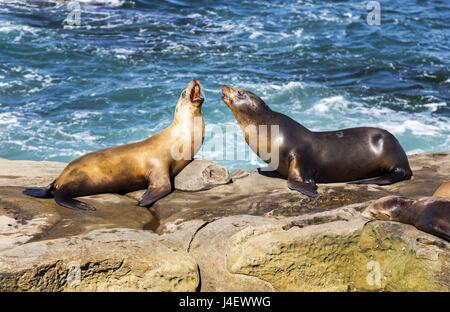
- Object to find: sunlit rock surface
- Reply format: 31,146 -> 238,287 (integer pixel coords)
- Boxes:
0,153 -> 448,291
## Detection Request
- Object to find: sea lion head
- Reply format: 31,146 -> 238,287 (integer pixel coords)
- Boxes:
221,85 -> 269,117
178,80 -> 205,108
362,195 -> 413,222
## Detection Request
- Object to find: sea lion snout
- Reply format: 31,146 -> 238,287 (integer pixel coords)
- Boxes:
221,85 -> 235,106
362,200 -> 393,220
363,196 -> 414,221
221,85 -> 270,116
221,85 -> 251,108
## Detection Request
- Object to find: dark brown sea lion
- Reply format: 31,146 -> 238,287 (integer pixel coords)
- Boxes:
433,181 -> 450,199
362,195 -> 450,242
24,80 -> 205,211
221,85 -> 412,197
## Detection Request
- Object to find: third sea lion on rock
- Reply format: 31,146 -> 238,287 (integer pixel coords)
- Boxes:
221,85 -> 412,197
23,80 -> 205,211
362,196 -> 450,242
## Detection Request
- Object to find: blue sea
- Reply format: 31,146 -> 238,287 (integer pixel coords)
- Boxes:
0,0 -> 449,170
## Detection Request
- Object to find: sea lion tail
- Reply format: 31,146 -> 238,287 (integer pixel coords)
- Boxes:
23,182 -> 55,198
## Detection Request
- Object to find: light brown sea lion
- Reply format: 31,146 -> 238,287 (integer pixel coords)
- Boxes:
433,181 -> 450,199
221,85 -> 412,197
23,80 -> 205,211
362,195 -> 450,242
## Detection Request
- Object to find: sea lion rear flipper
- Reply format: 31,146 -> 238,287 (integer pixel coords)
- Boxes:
23,182 -> 54,198
350,167 -> 412,185
23,187 -> 53,198
139,174 -> 172,207
287,155 -> 318,197
54,192 -> 96,211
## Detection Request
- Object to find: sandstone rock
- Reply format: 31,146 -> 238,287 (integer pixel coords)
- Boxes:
174,160 -> 231,191
0,187 -> 155,242
0,158 -> 156,242
0,153 -> 449,292
224,209 -> 449,291
147,153 -> 450,229
230,169 -> 249,181
0,229 -> 199,291
0,213 -> 59,252
353,221 -> 449,291
0,187 -> 61,251
0,158 -> 65,187
182,215 -> 277,291
226,209 -> 366,291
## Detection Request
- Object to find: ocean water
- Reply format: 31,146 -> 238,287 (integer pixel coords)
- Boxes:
0,0 -> 449,170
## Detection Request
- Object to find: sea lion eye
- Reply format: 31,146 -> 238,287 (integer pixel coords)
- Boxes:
237,90 -> 244,97
182,90 -> 186,98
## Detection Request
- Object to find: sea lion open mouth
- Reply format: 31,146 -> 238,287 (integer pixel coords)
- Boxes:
190,81 -> 204,104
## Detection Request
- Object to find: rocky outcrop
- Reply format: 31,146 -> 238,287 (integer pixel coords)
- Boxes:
0,229 -> 199,291
0,153 -> 449,291
173,160 -> 231,191
225,208 -> 449,291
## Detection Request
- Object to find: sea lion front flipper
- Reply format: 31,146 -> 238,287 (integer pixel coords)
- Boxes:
54,192 -> 96,211
138,173 -> 172,207
287,155 -> 318,197
288,178 -> 318,197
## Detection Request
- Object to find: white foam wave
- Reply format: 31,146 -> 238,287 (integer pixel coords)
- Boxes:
162,42 -> 192,53
380,120 -> 442,137
76,0 -> 125,6
241,81 -> 304,97
309,96 -> 347,113
112,47 -> 135,59
71,111 -> 101,120
422,102 -> 447,112
27,0 -> 126,7
1,67 -> 54,94
0,20 -> 39,35
0,112 -> 20,125
306,95 -> 450,141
